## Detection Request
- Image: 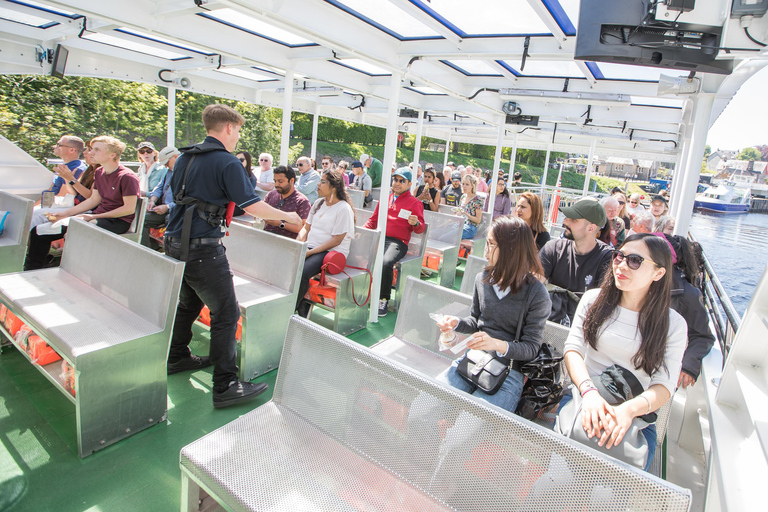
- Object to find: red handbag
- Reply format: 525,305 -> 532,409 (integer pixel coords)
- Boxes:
320,251 -> 372,307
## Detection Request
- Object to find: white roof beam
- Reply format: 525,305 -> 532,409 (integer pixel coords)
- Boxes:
524,0 -> 567,42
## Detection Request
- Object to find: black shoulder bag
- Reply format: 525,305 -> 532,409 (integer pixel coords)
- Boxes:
456,282 -> 533,395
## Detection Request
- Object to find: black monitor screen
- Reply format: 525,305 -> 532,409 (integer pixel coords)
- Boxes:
51,45 -> 68,78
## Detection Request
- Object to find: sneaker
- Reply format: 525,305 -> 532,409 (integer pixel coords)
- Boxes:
378,299 -> 388,317
167,354 -> 211,375
213,380 -> 268,409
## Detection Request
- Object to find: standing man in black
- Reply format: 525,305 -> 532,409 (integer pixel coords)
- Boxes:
164,104 -> 302,409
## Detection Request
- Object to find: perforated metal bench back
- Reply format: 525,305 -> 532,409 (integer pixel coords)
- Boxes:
424,210 -> 462,246
225,222 -> 305,293
60,218 -> 184,330
347,188 -> 365,209
345,226 -> 379,272
272,317 -> 692,512
0,190 -> 33,245
353,207 -> 373,227
460,255 -> 487,295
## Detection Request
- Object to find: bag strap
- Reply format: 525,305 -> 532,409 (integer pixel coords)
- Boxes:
341,264 -> 373,307
504,276 -> 535,369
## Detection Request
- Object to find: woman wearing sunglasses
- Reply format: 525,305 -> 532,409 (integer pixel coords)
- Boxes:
558,233 -> 686,471
436,216 -> 551,412
295,170 -> 355,318
136,141 -> 166,196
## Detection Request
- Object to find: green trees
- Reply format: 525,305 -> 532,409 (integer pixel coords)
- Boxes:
737,147 -> 761,161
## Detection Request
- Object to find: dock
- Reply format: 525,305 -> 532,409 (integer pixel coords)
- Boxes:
751,198 -> 768,213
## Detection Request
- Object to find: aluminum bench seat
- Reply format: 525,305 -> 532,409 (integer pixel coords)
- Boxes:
218,223 -> 306,380
0,190 -> 34,274
231,273 -> 291,307
308,226 -> 379,335
0,270 -> 162,360
0,219 -> 184,457
422,210 -> 463,288
180,316 -> 692,512
460,254 -> 487,295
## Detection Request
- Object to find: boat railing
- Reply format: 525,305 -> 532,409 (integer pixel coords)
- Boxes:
688,232 -> 741,360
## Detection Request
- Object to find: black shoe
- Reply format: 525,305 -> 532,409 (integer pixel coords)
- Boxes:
167,354 -> 211,375
213,380 -> 268,409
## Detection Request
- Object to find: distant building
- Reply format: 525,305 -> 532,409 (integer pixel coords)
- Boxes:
706,150 -> 737,171
597,157 -> 659,180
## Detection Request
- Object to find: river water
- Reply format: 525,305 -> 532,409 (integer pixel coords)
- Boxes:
690,212 -> 768,316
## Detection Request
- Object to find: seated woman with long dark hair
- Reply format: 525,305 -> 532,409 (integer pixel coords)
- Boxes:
559,233 -> 686,471
295,170 -> 355,317
437,216 -> 551,412
515,191 -> 550,250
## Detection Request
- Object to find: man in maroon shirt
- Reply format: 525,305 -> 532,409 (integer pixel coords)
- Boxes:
363,167 -> 425,317
263,165 -> 311,239
24,136 -> 140,270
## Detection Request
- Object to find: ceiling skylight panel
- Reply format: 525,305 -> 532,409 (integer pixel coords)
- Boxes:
445,60 -> 502,76
330,0 -> 440,38
10,0 -> 78,17
595,63 -> 687,81
333,59 -> 391,75
511,60 -> 584,78
413,0 -> 550,36
218,68 -> 281,82
116,28 -> 212,55
83,32 -> 189,60
558,0 -> 581,28
0,6 -> 55,27
203,8 -> 314,46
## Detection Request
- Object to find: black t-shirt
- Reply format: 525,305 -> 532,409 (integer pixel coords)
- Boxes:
416,184 -> 438,211
166,136 -> 261,239
538,238 -> 613,325
534,230 -> 551,251
441,185 -> 462,206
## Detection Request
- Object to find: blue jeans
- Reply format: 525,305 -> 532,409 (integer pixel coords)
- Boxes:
557,392 -> 657,472
437,357 -> 525,413
166,243 -> 240,393
462,223 -> 478,240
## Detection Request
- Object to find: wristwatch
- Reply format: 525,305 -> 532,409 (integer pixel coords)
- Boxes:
68,180 -> 76,186
279,221 -> 286,229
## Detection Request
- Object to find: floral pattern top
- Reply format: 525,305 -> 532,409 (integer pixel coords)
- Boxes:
460,194 -> 484,227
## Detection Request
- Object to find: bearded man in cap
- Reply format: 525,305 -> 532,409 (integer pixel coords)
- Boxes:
538,197 -> 613,326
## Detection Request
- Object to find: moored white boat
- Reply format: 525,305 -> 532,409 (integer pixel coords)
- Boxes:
694,181 -> 751,213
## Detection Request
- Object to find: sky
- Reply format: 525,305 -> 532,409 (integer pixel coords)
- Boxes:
706,65 -> 768,152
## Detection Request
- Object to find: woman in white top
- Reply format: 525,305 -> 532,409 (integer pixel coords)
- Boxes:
295,169 -> 355,317
559,233 -> 686,471
136,142 -> 166,196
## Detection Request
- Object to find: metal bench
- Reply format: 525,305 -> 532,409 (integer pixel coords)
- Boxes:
180,316 -> 692,512
0,219 -> 184,457
221,222 -> 307,380
346,188 -> 365,209
353,208 -> 428,312
308,226 -> 379,335
422,210 -> 463,288
0,190 -> 34,274
366,198 -> 378,211
231,213 -> 265,230
121,196 -> 148,243
459,254 -> 487,295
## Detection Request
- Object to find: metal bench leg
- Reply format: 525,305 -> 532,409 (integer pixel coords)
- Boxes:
180,469 -> 201,512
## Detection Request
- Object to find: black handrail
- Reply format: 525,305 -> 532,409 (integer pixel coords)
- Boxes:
689,232 -> 741,358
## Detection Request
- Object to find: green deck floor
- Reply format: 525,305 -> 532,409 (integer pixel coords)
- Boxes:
0,268 -> 464,511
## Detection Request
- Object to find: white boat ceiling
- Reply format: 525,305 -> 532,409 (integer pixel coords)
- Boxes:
1,0 -> 768,163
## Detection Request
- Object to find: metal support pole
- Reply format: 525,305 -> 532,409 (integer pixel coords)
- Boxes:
541,143 -> 552,195
582,138 -> 597,196
279,71 -> 294,166
310,108 -> 320,162
369,72 -> 402,323
668,137 -> 690,217
673,93 -> 715,237
412,109 -> 424,193
488,120 -> 504,217
166,86 -> 176,148
509,131 -> 518,175
443,133 -> 451,170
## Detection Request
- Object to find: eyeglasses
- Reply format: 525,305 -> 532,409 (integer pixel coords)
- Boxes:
319,179 -> 329,185
297,163 -> 306,167
629,201 -> 638,205
392,177 -> 407,184
612,250 -> 657,270
138,148 -> 154,154
322,161 -> 331,166
278,198 -> 285,208
259,158 -> 270,162
618,201 -> 626,205
54,143 -> 76,149
238,157 -> 246,162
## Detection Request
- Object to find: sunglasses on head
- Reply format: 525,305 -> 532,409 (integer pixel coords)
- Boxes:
612,250 -> 657,270
138,148 -> 154,154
